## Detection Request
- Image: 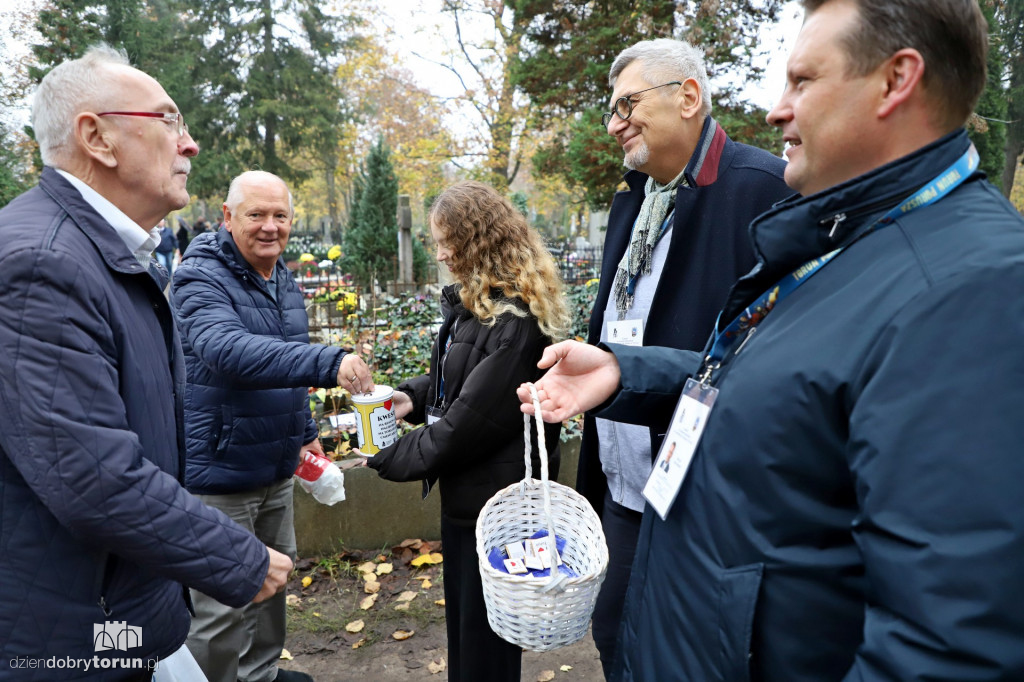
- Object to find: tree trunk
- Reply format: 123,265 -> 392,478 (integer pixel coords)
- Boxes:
1002,133 -> 1023,199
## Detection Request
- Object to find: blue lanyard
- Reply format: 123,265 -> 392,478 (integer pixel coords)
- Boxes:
700,144 -> 979,383
626,209 -> 675,297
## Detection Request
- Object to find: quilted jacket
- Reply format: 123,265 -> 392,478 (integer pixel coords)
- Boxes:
171,230 -> 345,495
368,285 -> 561,526
0,169 -> 269,679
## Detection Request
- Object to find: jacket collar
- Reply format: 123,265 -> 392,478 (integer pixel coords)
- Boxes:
185,229 -> 284,288
38,167 -> 150,276
622,115 -> 728,193
742,129 -> 973,290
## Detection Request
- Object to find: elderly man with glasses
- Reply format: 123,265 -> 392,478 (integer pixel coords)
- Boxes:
0,44 -> 293,681
576,38 -> 791,678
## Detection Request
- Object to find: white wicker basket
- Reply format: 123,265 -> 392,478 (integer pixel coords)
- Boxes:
475,384 -> 609,652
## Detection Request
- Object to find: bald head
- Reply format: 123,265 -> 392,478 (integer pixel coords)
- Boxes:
222,171 -> 294,279
225,171 -> 294,215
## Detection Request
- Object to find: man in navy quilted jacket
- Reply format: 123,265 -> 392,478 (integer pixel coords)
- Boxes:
171,171 -> 371,682
0,45 -> 292,681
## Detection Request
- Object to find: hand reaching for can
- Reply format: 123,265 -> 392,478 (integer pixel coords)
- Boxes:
338,352 -> 373,394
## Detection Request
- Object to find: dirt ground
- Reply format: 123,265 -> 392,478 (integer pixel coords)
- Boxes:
277,541 -> 604,682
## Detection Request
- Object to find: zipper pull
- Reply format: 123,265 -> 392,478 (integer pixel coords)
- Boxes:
99,595 -> 112,617
828,213 -> 847,239
734,326 -> 758,356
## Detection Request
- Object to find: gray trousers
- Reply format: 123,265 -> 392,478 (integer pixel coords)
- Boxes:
186,478 -> 296,682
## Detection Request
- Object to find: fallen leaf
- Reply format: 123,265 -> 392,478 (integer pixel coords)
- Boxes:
360,594 -> 379,610
364,580 -> 380,595
352,638 -> 366,650
313,612 -> 321,618
345,619 -> 365,633
375,562 -> 393,575
362,572 -> 379,582
560,665 -> 573,671
399,538 -> 423,549
376,554 -> 387,562
420,578 -> 432,589
301,576 -> 312,588
428,658 -> 447,674
392,629 -> 414,640
393,602 -> 409,611
286,594 -> 301,607
357,561 -> 376,574
537,672 -> 555,682
396,590 -> 418,603
434,598 -> 445,606
279,649 -> 293,661
411,552 -> 443,567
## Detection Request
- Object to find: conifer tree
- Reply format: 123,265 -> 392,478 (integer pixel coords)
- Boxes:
344,138 -> 399,290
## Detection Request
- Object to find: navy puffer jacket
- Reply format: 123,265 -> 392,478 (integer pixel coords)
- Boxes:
0,169 -> 268,679
171,230 -> 345,495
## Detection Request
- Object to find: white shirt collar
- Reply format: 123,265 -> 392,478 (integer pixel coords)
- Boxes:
54,168 -> 161,263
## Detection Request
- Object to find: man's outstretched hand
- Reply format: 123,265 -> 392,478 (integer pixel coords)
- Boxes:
517,340 -> 621,423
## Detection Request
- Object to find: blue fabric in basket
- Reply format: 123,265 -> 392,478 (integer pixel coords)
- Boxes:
487,530 -> 577,578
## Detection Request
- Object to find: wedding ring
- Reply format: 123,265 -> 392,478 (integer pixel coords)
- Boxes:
350,375 -> 358,382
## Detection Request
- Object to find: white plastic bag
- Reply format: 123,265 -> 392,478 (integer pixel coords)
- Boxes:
294,450 -> 346,505
152,644 -> 207,682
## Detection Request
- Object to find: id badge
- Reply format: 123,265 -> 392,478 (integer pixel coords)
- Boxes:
606,318 -> 644,346
426,406 -> 444,425
642,378 -> 718,520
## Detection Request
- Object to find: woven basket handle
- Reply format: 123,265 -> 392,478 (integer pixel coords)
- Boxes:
522,383 -> 564,590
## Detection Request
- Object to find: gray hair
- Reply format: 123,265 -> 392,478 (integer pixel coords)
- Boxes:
32,43 -> 131,168
609,38 -> 712,119
225,170 -> 294,215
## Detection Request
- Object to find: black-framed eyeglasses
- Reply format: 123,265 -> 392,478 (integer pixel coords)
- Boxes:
97,111 -> 189,137
601,81 -> 682,127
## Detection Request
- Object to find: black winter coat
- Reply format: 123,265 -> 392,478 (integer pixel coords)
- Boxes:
369,285 -> 560,526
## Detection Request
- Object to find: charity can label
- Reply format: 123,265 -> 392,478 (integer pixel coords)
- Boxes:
352,385 -> 397,455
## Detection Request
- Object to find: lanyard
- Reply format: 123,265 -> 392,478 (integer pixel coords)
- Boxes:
699,144 -> 979,384
436,317 -> 459,404
626,209 -> 675,297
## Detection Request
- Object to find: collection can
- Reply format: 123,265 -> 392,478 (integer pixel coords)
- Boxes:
351,385 -> 398,455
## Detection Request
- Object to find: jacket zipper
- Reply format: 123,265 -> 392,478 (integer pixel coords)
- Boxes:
818,188 -> 917,239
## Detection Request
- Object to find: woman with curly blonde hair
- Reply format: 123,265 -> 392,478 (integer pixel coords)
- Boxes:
366,180 -> 569,681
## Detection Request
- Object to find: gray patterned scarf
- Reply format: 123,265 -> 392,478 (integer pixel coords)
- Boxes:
612,167 -> 688,317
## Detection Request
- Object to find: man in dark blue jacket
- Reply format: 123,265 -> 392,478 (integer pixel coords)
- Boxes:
0,45 -> 291,681
521,0 -> 1024,679
579,38 -> 789,676
171,171 -> 371,682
